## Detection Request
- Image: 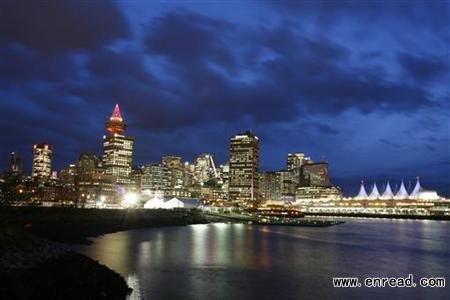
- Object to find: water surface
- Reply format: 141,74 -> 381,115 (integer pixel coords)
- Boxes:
76,218 -> 449,299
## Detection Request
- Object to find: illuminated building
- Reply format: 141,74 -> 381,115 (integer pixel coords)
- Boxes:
141,163 -> 170,192
75,152 -> 115,204
9,152 -> 23,175
295,186 -> 342,202
162,156 -> 184,189
286,153 -> 311,171
32,143 -> 52,182
102,104 -> 134,185
229,131 -> 259,207
299,162 -> 331,187
193,153 -> 218,185
259,171 -> 281,202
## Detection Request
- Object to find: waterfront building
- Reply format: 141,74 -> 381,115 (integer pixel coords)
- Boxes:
295,186 -> 342,202
8,152 -> 23,176
102,104 -> 134,185
299,162 -> 331,187
32,143 -> 52,182
229,131 -> 260,207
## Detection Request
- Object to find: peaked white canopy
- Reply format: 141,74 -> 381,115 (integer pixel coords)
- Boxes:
381,181 -> 394,199
355,181 -> 368,199
409,177 -> 422,199
369,182 -> 380,199
395,180 -> 409,199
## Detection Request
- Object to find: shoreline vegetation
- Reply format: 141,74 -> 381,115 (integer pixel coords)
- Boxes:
0,207 -> 208,299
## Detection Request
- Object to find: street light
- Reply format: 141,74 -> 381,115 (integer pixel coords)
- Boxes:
123,192 -> 138,208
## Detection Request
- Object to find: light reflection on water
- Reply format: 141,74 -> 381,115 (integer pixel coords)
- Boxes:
76,219 -> 449,299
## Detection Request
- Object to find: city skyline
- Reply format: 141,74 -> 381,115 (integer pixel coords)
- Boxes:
0,1 -> 449,196
3,103 -> 446,198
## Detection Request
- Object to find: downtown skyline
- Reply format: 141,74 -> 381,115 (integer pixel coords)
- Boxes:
0,1 -> 449,196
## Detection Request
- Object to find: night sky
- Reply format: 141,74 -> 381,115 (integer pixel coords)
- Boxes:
1,1 -> 449,196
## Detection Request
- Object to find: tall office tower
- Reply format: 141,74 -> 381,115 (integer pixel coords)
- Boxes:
259,171 -> 281,202
183,162 -> 195,187
299,162 -> 331,187
102,104 -> 134,185
141,163 -> 170,192
229,131 -> 260,207
162,156 -> 184,189
286,153 -> 310,171
32,143 -> 52,181
194,153 -> 218,185
9,152 -> 23,175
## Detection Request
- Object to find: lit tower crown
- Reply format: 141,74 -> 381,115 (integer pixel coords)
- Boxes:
105,104 -> 127,135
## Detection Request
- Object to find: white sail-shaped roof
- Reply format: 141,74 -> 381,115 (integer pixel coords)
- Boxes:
143,196 -> 166,209
369,182 -> 380,199
381,181 -> 394,199
395,180 -> 409,199
409,177 -> 423,199
164,197 -> 184,209
355,181 -> 368,199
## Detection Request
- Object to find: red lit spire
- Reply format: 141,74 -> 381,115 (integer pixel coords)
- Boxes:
111,104 -> 123,121
105,104 -> 126,135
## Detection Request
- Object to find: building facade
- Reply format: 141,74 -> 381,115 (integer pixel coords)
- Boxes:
299,162 -> 331,187
102,104 -> 134,185
32,143 -> 52,181
259,171 -> 282,202
141,163 -> 170,192
229,131 -> 260,207
162,156 -> 184,189
9,152 -> 23,176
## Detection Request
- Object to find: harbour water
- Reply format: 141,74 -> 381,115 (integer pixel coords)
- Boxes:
76,218 -> 449,299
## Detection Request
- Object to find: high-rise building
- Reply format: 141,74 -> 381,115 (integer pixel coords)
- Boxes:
141,163 -> 169,192
75,152 -> 115,203
9,152 -> 23,175
162,156 -> 184,189
193,153 -> 218,185
286,153 -> 310,171
229,131 -> 259,207
259,171 -> 281,202
299,162 -> 331,187
32,143 -> 52,181
102,104 -> 134,185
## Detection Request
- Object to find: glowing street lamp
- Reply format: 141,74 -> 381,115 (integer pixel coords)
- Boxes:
123,192 -> 138,208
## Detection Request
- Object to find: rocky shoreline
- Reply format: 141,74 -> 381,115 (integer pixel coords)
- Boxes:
0,230 -> 131,299
0,207 -> 208,299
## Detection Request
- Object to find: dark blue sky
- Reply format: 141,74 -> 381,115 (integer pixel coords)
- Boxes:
0,1 -> 449,196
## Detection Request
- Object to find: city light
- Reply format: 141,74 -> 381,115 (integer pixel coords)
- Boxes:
123,192 -> 139,208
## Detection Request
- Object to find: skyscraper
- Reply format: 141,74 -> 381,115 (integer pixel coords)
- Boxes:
299,162 -> 331,187
141,163 -> 170,192
32,143 -> 52,181
102,104 -> 134,185
162,156 -> 184,189
286,153 -> 310,171
193,153 -> 218,185
229,131 -> 259,207
9,152 -> 23,175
